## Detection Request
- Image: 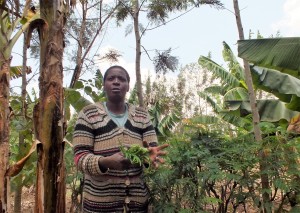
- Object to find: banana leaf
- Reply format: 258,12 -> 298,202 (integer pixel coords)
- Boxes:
198,56 -> 241,88
225,100 -> 299,122
10,66 -> 32,79
65,88 -> 92,113
251,66 -> 300,111
198,91 -> 252,131
224,87 -> 249,101
222,41 -> 245,80
238,37 -> 300,77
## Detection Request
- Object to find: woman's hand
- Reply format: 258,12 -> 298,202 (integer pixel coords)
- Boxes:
98,152 -> 131,171
143,141 -> 169,168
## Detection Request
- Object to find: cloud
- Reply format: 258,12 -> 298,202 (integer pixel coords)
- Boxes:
272,0 -> 300,36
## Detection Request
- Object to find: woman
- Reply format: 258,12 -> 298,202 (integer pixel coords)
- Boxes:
73,65 -> 168,212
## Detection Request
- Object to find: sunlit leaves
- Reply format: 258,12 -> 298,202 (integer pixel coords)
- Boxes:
238,37 -> 300,75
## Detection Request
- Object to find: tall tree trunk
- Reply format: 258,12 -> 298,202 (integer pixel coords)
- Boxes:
68,2 -> 119,89
69,0 -> 85,88
233,0 -> 270,211
34,1 -> 66,212
0,57 -> 11,213
133,0 -> 144,107
14,32 -> 29,213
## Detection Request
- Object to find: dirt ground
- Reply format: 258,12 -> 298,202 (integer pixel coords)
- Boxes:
10,187 -> 72,213
10,187 -> 292,213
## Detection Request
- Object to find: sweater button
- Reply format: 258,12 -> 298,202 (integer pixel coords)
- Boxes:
125,196 -> 130,204
125,178 -> 130,186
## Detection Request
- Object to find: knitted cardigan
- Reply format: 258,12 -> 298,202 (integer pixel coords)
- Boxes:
73,102 -> 158,213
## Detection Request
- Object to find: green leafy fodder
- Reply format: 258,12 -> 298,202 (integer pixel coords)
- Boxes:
120,144 -> 150,166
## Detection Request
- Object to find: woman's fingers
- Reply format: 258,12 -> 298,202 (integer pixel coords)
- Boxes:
157,143 -> 169,150
155,156 -> 165,164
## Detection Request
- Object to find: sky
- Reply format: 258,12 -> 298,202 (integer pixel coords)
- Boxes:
10,0 -> 300,91
87,0 -> 300,88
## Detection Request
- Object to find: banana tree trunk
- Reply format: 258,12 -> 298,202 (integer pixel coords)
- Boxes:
233,0 -> 270,211
0,57 -> 11,213
34,1 -> 66,212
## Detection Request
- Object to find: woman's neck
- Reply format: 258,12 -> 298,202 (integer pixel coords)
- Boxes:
106,101 -> 126,114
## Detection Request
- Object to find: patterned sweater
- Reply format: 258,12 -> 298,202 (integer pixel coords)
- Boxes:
73,102 -> 158,212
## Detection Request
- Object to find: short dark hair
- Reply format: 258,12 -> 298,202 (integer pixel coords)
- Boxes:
103,65 -> 130,83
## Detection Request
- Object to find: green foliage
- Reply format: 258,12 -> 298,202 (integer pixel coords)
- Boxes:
9,91 -> 38,190
148,100 -> 181,138
238,37 -> 300,76
120,144 -> 150,166
65,70 -> 106,117
147,126 -> 300,212
64,133 -> 83,212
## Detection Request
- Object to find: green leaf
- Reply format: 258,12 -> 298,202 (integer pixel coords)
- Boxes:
225,100 -> 299,122
238,37 -> 300,76
65,88 -> 92,112
222,41 -> 245,80
74,81 -> 84,89
20,17 -> 28,25
224,87 -> 249,101
84,86 -> 92,94
10,66 -> 32,79
251,66 -> 300,102
198,56 -> 241,88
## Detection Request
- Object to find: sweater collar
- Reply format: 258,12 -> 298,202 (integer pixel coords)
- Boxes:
96,102 -> 136,117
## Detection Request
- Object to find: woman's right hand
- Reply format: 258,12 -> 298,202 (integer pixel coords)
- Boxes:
98,152 -> 131,171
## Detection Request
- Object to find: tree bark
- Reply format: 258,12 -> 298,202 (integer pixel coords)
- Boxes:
68,2 -> 118,88
133,0 -> 144,107
0,57 -> 11,213
14,31 -> 29,213
69,0 -> 85,88
35,1 -> 66,212
233,0 -> 270,211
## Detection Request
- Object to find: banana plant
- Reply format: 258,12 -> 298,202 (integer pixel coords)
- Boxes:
237,38 -> 300,111
238,37 -> 300,211
238,37 -> 300,77
148,100 -> 181,139
198,42 -> 297,131
237,38 -> 300,134
65,69 -> 106,116
198,42 -> 252,131
9,66 -> 32,79
0,2 -> 44,211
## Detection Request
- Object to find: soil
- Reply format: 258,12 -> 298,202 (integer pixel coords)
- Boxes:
10,187 -> 72,213
11,187 -> 292,213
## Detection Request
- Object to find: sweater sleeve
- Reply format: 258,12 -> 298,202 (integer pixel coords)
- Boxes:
73,108 -> 106,176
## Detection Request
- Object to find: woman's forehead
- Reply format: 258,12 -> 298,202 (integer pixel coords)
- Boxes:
106,68 -> 127,77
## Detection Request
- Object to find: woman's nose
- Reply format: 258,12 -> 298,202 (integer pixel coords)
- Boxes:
113,78 -> 120,84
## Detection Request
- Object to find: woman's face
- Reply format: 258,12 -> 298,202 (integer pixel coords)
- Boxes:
104,67 -> 129,103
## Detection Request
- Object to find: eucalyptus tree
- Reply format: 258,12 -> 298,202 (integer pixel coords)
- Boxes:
115,0 -> 223,107
66,0 -> 121,88
232,1 -> 271,209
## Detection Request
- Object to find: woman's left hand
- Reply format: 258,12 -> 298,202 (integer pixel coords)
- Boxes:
144,142 -> 169,168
